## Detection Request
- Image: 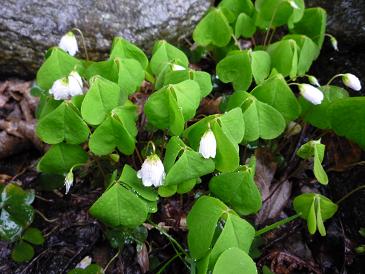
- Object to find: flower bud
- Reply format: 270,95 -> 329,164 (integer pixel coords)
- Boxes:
59,31 -> 78,56
289,0 -> 299,9
299,84 -> 324,105
137,154 -> 165,187
199,129 -> 217,159
64,169 -> 74,194
307,75 -> 320,87
330,36 -> 339,51
342,73 -> 361,91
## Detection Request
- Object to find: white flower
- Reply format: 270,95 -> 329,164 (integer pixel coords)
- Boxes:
76,256 -> 92,269
59,31 -> 78,56
64,169 -> 74,194
289,0 -> 299,9
172,64 -> 186,71
137,154 -> 165,187
308,75 -> 320,87
199,129 -> 216,159
342,73 -> 361,91
299,84 -> 324,105
49,71 -> 83,100
330,36 -> 339,51
68,71 -> 83,96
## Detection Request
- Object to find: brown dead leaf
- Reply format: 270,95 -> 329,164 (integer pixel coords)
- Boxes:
198,97 -> 222,115
137,243 -> 149,273
254,149 -> 292,226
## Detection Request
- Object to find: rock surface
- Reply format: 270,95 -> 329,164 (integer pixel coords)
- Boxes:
308,0 -> 365,45
0,0 -> 211,78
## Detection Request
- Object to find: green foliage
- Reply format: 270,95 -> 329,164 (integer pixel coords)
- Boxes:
187,196 -> 256,272
0,184 -> 35,242
30,1 -> 363,271
297,140 -> 328,185
293,193 -> 338,236
209,157 -> 262,215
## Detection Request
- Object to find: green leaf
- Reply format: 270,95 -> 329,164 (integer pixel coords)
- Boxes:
84,59 -> 118,82
293,193 -> 338,235
300,85 -> 349,129
283,34 -> 318,75
11,241 -> 34,263
110,37 -> 148,69
36,101 -> 89,144
89,103 -> 137,155
36,95 -> 62,119
164,150 -> 215,185
193,8 -> 233,47
0,184 -> 35,241
119,165 -> 158,202
227,91 -> 286,141
81,76 -> 126,125
287,0 -> 305,27
22,227 -> 44,245
218,0 -> 255,19
251,74 -> 301,121
90,183 -> 148,228
329,97 -> 365,149
150,40 -> 189,76
255,0 -> 296,27
158,185 -> 177,198
313,144 -> 328,185
37,143 -> 88,174
163,136 -> 187,172
210,214 -> 255,266
116,58 -> 145,95
290,8 -> 327,51
235,13 -> 256,38
212,247 -> 257,274
211,119 -> 240,172
216,50 -> 252,91
144,80 -> 201,135
267,39 -> 298,78
177,179 -> 197,194
187,196 -> 228,260
68,264 -> 104,274
297,140 -> 328,185
36,48 -> 80,90
250,51 -> 271,84
209,163 -> 262,215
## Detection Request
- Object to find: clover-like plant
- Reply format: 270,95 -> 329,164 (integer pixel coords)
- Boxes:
25,0 -> 365,272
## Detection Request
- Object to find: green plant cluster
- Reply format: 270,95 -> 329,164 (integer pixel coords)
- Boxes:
23,0 -> 365,272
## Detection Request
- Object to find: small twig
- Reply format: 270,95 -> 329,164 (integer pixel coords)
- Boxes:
35,209 -> 58,223
104,249 -> 121,272
336,185 -> 365,205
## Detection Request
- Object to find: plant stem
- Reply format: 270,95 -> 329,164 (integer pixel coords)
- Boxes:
71,28 -> 89,61
156,252 -> 182,274
336,185 -> 365,205
326,74 -> 343,85
232,34 -> 242,50
255,213 -> 302,236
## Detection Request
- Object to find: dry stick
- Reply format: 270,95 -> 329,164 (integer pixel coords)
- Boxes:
104,249 -> 121,273
336,185 -> 365,205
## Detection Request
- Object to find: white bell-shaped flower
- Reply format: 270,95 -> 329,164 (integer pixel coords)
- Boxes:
49,77 -> 70,100
67,71 -> 83,96
49,71 -> 83,100
199,129 -> 217,159
299,84 -> 324,105
137,154 -> 165,187
59,31 -> 78,56
342,73 -> 361,91
64,169 -> 74,194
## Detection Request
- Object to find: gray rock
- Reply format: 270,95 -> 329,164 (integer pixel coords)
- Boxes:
308,0 -> 365,45
0,0 -> 211,78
